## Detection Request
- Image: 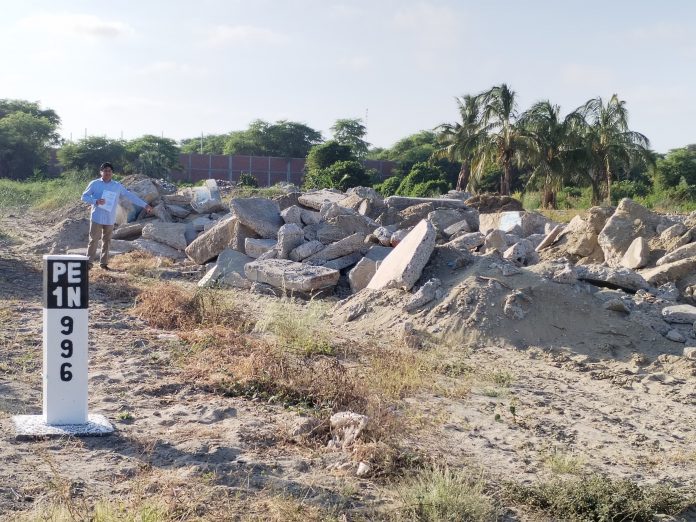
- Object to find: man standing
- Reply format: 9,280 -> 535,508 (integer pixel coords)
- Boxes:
81,162 -> 152,269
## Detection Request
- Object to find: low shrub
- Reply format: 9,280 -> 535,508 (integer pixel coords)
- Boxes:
504,474 -> 693,521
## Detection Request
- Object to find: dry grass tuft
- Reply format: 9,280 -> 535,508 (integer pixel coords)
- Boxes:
90,271 -> 141,302
110,250 -> 175,276
133,284 -> 249,331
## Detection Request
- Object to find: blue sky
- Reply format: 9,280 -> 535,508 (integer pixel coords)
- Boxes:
1,1 -> 694,153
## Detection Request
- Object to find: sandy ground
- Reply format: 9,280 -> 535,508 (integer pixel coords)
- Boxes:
1,208 -> 696,520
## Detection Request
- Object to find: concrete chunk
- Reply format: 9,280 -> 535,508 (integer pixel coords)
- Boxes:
385,196 -> 468,211
245,238 -> 277,259
289,240 -> 325,261
142,222 -> 188,251
367,220 -> 436,291
198,249 -> 253,289
277,224 -> 305,259
298,189 -> 347,210
244,259 -> 340,291
656,242 -> 696,266
620,237 -> 650,269
230,197 -> 283,239
662,304 -> 696,324
640,257 -> 696,286
304,233 -> 366,264
185,216 -> 236,264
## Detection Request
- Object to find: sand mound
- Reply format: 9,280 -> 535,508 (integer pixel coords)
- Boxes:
334,248 -> 683,362
26,217 -> 90,254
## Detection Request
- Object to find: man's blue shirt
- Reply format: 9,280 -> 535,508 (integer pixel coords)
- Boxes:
81,179 -> 148,225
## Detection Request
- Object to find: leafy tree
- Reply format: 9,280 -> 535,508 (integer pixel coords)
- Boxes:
434,94 -> 488,191
180,133 -> 229,154
517,101 -> 584,208
0,99 -> 61,179
125,135 -> 181,178
577,95 -> 652,205
304,140 -> 357,189
58,136 -> 127,173
323,160 -> 371,191
375,175 -> 402,197
477,84 -> 527,196
331,118 -> 370,158
396,162 -> 450,197
654,146 -> 696,188
222,119 -> 322,157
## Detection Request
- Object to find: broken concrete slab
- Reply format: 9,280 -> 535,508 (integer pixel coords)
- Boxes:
189,179 -> 226,214
230,197 -> 283,239
446,232 -> 485,252
298,189 -> 347,210
280,205 -> 304,226
316,214 -> 377,244
112,222 -> 145,240
367,219 -> 436,291
304,233 -> 367,264
620,237 -> 650,269
384,196 -> 469,211
244,238 -> 277,259
322,252 -> 363,271
598,198 -> 662,266
289,240 -> 325,262
348,246 -> 393,293
277,224 -> 305,259
535,224 -> 564,251
479,211 -> 550,237
575,264 -> 650,292
141,222 -> 188,251
656,243 -> 696,266
185,216 -> 236,264
640,257 -> 696,286
662,304 -> 696,324
198,248 -> 253,289
132,238 -> 186,260
244,259 -> 340,291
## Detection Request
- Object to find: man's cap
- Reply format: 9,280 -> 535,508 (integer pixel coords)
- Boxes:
100,162 -> 113,170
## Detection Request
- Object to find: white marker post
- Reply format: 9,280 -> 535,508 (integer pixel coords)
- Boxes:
12,255 -> 113,437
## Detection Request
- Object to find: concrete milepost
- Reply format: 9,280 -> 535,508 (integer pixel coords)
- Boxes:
12,255 -> 114,438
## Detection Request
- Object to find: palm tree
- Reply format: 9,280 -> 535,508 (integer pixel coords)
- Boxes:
477,84 -> 526,196
577,95 -> 651,205
433,94 -> 487,191
517,101 -> 585,208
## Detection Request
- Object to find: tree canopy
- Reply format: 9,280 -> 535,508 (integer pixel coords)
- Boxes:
331,118 -> 370,159
0,99 -> 61,179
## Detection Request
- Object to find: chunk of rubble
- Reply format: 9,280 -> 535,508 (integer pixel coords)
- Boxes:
479,211 -> 550,237
384,196 -> 469,211
198,249 -> 253,289
620,237 -> 650,269
368,220 -> 436,291
535,224 -> 564,251
230,197 -> 283,239
185,216 -> 237,264
244,238 -> 276,259
112,222 -> 145,240
298,189 -> 347,210
189,179 -> 226,213
132,238 -> 186,260
575,264 -> 649,292
141,222 -> 188,251
666,329 -> 686,343
277,224 -> 305,259
280,205 -> 303,226
597,198 -> 663,266
640,257 -> 696,286
503,240 -> 538,267
447,232 -> 485,252
304,233 -> 366,264
244,259 -> 340,292
348,246 -> 393,293
656,243 -> 696,266
661,304 -> 696,324
404,278 -> 442,311
323,252 -> 363,271
328,411 -> 368,450
289,240 -> 325,262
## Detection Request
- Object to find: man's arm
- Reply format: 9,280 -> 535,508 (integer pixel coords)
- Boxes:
81,181 -> 99,205
119,185 -> 153,212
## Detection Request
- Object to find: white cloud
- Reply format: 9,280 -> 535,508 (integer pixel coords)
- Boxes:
337,56 -> 372,71
392,2 -> 461,47
132,61 -> 204,76
204,25 -> 287,47
560,63 -> 614,90
18,12 -> 133,39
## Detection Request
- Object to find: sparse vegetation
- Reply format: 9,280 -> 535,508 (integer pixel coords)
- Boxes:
392,465 -> 499,521
504,474 -> 694,521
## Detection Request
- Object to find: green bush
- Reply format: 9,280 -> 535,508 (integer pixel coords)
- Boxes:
376,176 -> 403,197
238,172 -> 258,188
504,474 -> 693,521
324,160 -> 371,191
396,162 -> 451,197
610,180 -> 650,204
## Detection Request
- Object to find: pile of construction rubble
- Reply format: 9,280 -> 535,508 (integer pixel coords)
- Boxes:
36,174 -> 696,349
